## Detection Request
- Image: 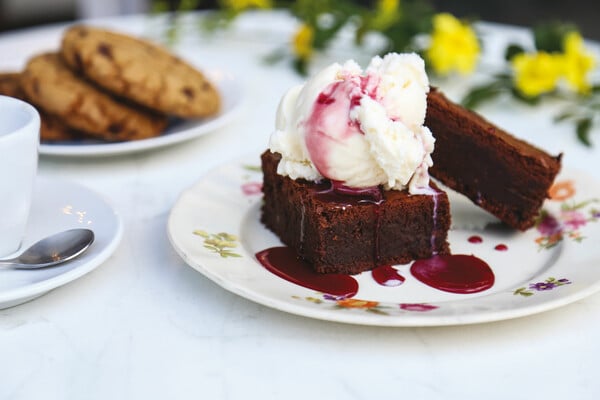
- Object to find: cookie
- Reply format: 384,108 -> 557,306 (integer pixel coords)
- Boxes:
20,53 -> 167,142
60,25 -> 220,118
0,72 -> 24,98
0,72 -> 83,142
39,113 -> 86,142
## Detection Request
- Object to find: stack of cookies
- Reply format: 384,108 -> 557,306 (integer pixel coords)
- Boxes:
0,25 -> 220,142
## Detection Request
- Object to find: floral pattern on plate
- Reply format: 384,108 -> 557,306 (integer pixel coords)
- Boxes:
293,294 -> 439,316
192,230 -> 242,258
535,180 -> 599,250
514,277 -> 572,297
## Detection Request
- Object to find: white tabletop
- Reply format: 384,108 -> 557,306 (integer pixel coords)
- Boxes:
1,12 -> 599,400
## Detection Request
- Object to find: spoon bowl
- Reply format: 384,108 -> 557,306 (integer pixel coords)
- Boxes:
0,229 -> 95,270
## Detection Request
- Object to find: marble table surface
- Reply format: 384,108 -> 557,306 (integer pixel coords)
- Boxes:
0,11 -> 599,400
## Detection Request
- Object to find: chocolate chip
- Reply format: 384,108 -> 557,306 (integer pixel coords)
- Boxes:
108,123 -> 123,134
74,52 -> 84,71
98,43 -> 113,59
32,78 -> 40,95
182,87 -> 195,100
77,28 -> 89,37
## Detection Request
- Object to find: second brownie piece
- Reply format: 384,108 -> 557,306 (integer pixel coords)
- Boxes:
426,88 -> 562,231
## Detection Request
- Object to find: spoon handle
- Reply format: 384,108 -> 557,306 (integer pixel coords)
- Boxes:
0,260 -> 18,268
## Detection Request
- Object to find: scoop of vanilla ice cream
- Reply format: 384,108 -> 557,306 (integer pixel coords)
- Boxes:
270,61 -> 360,181
269,52 -> 434,193
270,84 -> 321,181
367,53 -> 429,130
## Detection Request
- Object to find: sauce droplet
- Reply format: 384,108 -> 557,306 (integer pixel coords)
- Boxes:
468,235 -> 483,244
410,254 -> 494,294
256,247 -> 359,298
494,244 -> 508,251
372,265 -> 405,287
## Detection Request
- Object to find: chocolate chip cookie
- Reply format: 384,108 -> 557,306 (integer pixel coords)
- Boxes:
0,72 -> 24,98
60,25 -> 220,118
0,71 -> 83,142
20,53 -> 167,142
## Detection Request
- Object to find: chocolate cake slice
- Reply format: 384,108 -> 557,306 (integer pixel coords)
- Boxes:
261,151 -> 451,274
426,88 -> 562,231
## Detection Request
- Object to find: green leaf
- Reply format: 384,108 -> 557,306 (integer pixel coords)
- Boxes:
576,118 -> 593,146
150,0 -> 170,13
511,87 -> 542,105
533,22 -> 576,52
263,48 -> 287,66
505,44 -> 525,61
293,57 -> 308,76
554,111 -> 575,122
376,0 -> 434,53
461,81 -> 506,109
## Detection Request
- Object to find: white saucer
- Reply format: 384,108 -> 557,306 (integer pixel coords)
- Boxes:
0,177 -> 123,309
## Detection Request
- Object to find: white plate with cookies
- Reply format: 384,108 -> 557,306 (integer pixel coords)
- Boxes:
39,67 -> 242,157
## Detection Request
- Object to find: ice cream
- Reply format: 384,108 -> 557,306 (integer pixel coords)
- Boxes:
269,52 -> 435,194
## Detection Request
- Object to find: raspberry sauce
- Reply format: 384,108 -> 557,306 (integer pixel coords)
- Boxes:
410,254 -> 495,294
468,235 -> 483,243
371,265 -> 406,287
255,246 -> 359,298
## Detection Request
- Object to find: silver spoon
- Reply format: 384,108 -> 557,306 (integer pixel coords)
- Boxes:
0,229 -> 95,270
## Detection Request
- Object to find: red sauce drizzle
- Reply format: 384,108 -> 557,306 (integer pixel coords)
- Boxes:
494,244 -> 508,251
317,92 -> 335,105
468,235 -> 483,244
410,254 -> 494,294
255,246 -> 359,298
372,265 -> 405,287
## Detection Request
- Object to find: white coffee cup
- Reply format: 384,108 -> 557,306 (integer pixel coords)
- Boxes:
0,95 -> 40,256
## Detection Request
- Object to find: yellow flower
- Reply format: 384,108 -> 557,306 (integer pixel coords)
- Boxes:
370,0 -> 401,30
511,52 -> 563,97
378,0 -> 400,14
293,23 -> 315,61
426,13 -> 480,75
561,31 -> 596,94
220,0 -> 271,13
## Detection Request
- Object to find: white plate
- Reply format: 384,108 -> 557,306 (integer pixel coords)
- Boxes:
39,68 -> 242,157
0,177 -> 123,309
167,155 -> 600,326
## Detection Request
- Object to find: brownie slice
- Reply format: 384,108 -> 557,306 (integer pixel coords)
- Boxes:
426,88 -> 562,231
260,151 -> 451,274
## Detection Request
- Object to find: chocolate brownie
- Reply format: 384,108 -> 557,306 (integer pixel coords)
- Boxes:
261,151 -> 451,274
426,88 -> 562,231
